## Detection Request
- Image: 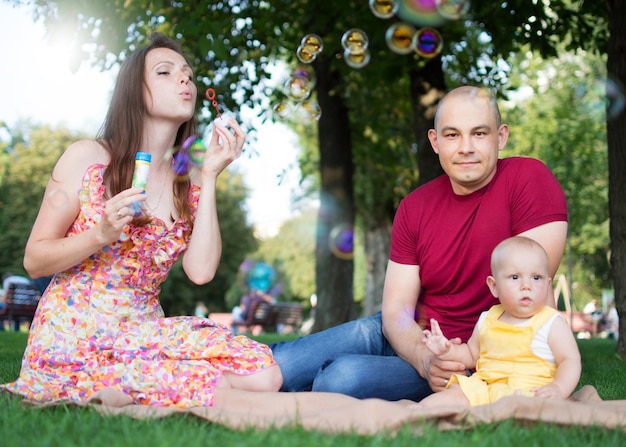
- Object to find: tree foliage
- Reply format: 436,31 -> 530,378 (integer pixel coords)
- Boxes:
0,123 -> 78,274
11,0 -> 622,339
506,49 -> 610,308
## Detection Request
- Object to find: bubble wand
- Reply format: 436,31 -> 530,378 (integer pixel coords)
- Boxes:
170,88 -> 223,178
205,88 -> 223,120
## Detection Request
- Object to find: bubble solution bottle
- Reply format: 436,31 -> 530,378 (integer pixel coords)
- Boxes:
130,152 -> 151,216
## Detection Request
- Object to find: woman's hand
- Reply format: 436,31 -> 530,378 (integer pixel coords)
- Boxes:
202,116 -> 246,179
99,187 -> 146,244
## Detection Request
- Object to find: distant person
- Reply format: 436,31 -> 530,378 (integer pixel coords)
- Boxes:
2,272 -> 32,291
232,289 -> 273,334
417,237 -> 581,407
0,272 -> 33,331
583,298 -> 603,337
31,275 -> 53,295
194,301 -> 208,318
232,261 -> 280,334
583,298 -> 600,315
605,300 -> 619,341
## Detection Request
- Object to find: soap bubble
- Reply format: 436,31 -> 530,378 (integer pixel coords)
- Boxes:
273,101 -> 293,120
300,34 -> 324,55
246,262 -> 278,293
294,100 -> 322,122
292,64 -> 317,88
369,0 -> 399,19
329,224 -> 354,260
412,27 -> 443,58
296,45 -> 316,64
47,189 -> 70,210
385,22 -> 417,55
344,48 -> 371,69
575,76 -> 626,121
284,75 -> 314,101
341,28 -> 369,53
397,0 -> 447,27
606,76 -> 626,120
187,139 -> 207,165
435,0 -> 470,20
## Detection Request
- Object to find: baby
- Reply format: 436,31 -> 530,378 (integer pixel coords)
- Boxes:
417,236 -> 581,407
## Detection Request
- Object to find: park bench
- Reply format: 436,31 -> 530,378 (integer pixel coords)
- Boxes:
0,282 -> 41,331
240,301 -> 303,334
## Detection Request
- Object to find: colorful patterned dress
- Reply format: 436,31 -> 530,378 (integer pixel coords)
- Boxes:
1,164 -> 276,407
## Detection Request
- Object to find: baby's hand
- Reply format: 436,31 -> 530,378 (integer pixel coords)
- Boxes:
423,318 -> 452,356
532,383 -> 564,399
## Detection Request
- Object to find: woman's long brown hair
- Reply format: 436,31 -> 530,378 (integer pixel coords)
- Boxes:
96,33 -> 197,226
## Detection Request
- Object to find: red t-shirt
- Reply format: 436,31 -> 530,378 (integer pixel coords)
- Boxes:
389,157 -> 567,342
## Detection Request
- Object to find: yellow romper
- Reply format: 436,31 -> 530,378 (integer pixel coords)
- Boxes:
448,304 -> 558,406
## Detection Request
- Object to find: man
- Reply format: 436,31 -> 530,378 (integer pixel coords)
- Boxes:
270,86 -> 568,402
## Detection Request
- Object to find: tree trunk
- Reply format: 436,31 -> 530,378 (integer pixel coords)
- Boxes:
607,0 -> 626,357
409,58 -> 447,186
362,223 -> 391,316
360,60 -> 449,316
312,55 -> 355,332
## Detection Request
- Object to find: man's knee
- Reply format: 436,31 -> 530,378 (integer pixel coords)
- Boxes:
310,356 -> 366,397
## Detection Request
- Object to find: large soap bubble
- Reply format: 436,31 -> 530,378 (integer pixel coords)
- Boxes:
435,0 -> 470,20
344,48 -> 372,69
329,224 -> 354,260
412,27 -> 443,58
369,0 -> 399,19
297,34 -> 324,64
397,0 -> 446,27
284,75 -> 314,101
300,34 -> 324,55
341,28 -> 369,53
386,22 -> 417,55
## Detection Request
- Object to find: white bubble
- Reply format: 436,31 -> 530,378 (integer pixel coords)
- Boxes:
294,100 -> 322,122
369,0 -> 399,19
436,0 -> 470,20
385,22 -> 416,55
300,34 -> 324,55
341,28 -> 369,53
343,48 -> 371,69
48,189 -> 70,209
284,75 -> 314,102
296,45 -> 317,64
272,101 -> 293,121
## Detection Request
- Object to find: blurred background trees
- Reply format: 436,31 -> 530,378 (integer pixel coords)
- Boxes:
0,0 -> 623,351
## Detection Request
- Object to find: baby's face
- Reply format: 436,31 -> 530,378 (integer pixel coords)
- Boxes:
491,248 -> 551,319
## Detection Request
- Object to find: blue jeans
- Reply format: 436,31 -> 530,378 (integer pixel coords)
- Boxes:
270,312 -> 434,401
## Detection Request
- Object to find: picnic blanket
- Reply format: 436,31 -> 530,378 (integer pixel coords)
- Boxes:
34,385 -> 626,434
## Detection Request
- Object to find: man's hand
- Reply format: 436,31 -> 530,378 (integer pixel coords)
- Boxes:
416,338 -> 467,392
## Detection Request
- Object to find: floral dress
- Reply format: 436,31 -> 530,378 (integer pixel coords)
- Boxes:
1,164 -> 275,407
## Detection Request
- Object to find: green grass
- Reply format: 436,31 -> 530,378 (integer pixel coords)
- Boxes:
1,333 -> 625,446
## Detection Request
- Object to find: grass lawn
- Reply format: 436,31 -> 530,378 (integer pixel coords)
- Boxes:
1,331 -> 625,446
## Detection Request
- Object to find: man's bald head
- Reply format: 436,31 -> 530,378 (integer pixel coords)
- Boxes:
433,86 -> 502,131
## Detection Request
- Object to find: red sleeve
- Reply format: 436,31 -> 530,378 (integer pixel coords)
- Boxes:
389,199 -> 419,265
507,158 -> 568,235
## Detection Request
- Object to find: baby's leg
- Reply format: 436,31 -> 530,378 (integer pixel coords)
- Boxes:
412,384 -> 470,408
217,364 -> 283,392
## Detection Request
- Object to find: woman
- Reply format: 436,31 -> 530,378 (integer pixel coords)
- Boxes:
1,33 -> 282,407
